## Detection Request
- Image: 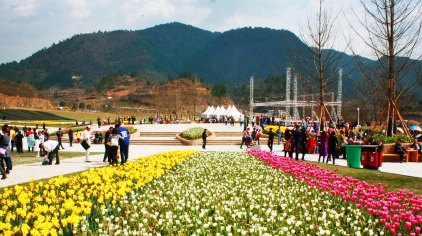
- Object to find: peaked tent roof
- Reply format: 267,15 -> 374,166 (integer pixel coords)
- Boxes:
222,105 -> 232,116
202,106 -> 211,115
227,105 -> 243,118
215,106 -> 226,117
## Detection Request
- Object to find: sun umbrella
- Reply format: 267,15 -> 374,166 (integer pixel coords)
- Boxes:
409,125 -> 421,131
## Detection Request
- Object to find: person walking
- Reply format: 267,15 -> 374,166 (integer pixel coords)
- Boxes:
23,125 -> 28,136
240,128 -> 249,149
0,125 -> 12,174
283,129 -> 292,157
267,128 -> 274,152
40,140 -> 60,165
10,127 -> 15,153
117,124 -> 130,165
327,131 -> 338,164
276,128 -> 282,145
103,127 -> 113,163
68,128 -> 74,147
26,127 -> 35,152
289,126 -> 302,160
76,130 -> 81,143
318,131 -> 328,163
300,129 -> 308,160
202,129 -> 207,149
15,131 -> 24,154
82,126 -> 92,162
106,128 -> 121,165
56,128 -> 65,150
44,129 -> 50,141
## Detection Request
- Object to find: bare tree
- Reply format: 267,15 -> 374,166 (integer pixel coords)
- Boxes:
350,0 -> 422,136
291,0 -> 346,128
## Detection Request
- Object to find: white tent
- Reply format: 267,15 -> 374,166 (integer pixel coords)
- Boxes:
225,105 -> 233,116
215,106 -> 226,118
207,106 -> 216,117
202,106 -> 211,116
226,105 -> 243,120
209,106 -> 220,117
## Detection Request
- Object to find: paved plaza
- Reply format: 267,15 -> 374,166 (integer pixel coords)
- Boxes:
1,124 -> 421,188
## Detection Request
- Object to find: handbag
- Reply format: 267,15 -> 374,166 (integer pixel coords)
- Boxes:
110,136 -> 119,146
0,147 -> 5,155
81,140 -> 90,150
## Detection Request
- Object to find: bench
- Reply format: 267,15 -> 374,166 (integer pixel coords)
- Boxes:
382,153 -> 408,162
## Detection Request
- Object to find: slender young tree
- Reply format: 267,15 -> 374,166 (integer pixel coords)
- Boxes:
350,0 -> 422,136
290,0 -> 346,128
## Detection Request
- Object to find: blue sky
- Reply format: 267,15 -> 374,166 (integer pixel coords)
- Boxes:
0,0 -> 383,64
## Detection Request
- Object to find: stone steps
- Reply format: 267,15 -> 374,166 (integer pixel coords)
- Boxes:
139,132 -> 178,137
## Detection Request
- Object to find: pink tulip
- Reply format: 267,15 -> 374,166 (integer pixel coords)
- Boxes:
406,222 -> 412,231
246,149 -> 422,235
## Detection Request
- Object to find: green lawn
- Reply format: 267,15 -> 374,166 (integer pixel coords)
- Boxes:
10,151 -> 103,165
313,162 -> 422,197
0,108 -> 119,122
0,109 -> 72,120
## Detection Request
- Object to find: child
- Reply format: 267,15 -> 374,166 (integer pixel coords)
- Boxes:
34,136 -> 40,158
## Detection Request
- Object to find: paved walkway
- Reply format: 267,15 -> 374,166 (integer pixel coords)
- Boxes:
1,123 -> 421,188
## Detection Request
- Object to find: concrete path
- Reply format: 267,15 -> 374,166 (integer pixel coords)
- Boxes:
1,123 -> 421,188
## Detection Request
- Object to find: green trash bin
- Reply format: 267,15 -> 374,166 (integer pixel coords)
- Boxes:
345,145 -> 361,168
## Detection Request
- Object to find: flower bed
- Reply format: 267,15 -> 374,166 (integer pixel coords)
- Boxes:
247,149 -> 422,235
0,150 -> 197,235
94,152 -> 386,235
263,125 -> 291,134
180,127 -> 211,140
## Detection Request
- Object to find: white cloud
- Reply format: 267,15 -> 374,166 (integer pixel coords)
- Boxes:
66,0 -> 90,19
10,0 -> 37,17
0,0 -> 420,63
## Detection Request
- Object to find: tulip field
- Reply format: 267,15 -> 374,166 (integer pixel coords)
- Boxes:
0,150 -> 421,235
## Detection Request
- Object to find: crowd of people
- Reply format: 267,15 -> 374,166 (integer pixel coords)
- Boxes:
0,123 -> 71,180
0,120 -> 132,181
239,114 -> 422,165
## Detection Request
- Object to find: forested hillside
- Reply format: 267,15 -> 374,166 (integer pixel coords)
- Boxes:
0,22 -> 420,104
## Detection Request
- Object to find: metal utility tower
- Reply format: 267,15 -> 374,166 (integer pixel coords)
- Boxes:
293,74 -> 298,119
337,68 -> 343,120
248,67 -> 342,122
286,67 -> 291,116
249,76 -> 254,117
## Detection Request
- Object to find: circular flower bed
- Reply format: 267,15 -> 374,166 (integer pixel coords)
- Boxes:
180,127 -> 211,140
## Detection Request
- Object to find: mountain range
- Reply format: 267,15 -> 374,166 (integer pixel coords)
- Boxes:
0,22 -> 420,102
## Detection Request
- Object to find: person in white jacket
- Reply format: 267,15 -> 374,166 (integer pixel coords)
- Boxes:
40,140 -> 60,165
83,126 -> 92,162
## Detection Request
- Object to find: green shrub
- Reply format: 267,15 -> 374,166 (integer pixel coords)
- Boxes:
365,133 -> 412,144
180,127 -> 211,140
